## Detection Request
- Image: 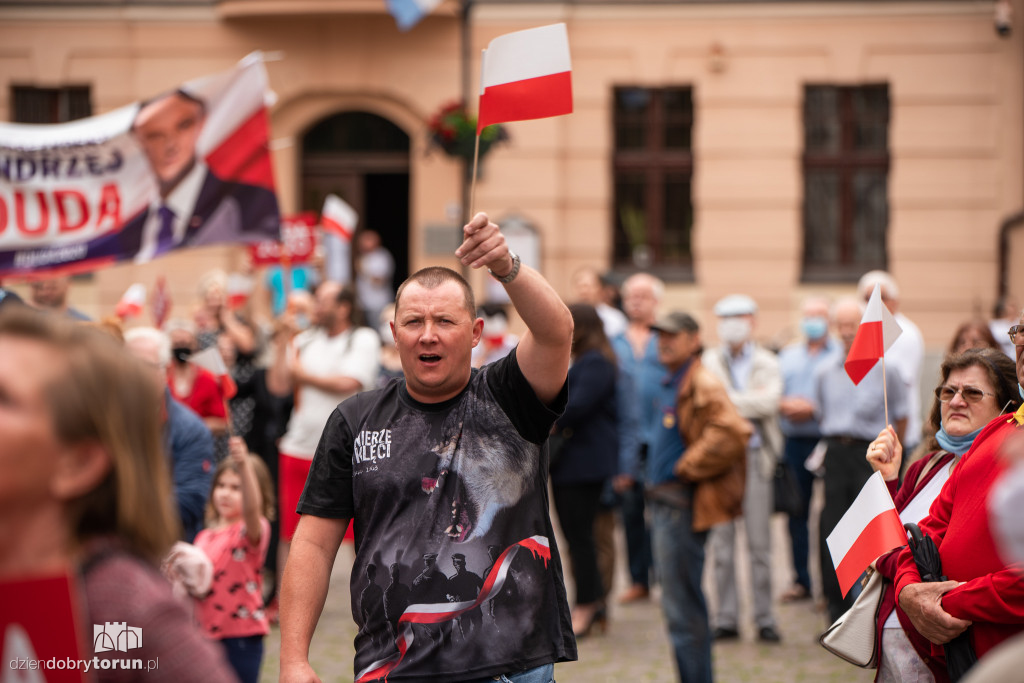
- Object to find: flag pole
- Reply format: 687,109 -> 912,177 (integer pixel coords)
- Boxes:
881,355 -> 890,428
469,133 -> 481,219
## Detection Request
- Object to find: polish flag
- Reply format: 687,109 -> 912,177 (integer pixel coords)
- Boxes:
151,276 -> 171,329
115,283 -> 146,320
226,273 -> 252,310
826,472 -> 906,597
386,0 -> 443,31
320,194 -> 357,242
844,283 -> 903,385
189,346 -> 237,400
477,23 -> 573,133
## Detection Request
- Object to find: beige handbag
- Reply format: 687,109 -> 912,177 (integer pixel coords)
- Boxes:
818,568 -> 884,668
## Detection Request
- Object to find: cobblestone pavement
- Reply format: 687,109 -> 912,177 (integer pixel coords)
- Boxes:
262,482 -> 874,682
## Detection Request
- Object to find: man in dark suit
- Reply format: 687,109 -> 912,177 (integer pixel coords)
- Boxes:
121,88 -> 279,261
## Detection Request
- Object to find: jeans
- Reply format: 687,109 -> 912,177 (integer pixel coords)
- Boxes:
620,480 -> 652,588
783,436 -> 818,592
220,635 -> 264,683
650,500 -> 712,683
464,662 -> 555,683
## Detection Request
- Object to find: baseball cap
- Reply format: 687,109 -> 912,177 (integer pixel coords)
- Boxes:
713,294 -> 758,317
650,311 -> 699,334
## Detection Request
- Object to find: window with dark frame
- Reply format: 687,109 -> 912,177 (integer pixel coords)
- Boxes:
612,86 -> 693,277
11,85 -> 92,124
802,83 -> 890,281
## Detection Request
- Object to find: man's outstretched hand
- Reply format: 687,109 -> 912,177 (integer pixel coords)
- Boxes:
456,212 -> 513,277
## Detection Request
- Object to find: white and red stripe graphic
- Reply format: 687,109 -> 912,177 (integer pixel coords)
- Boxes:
320,194 -> 358,242
826,472 -> 906,597
844,283 -> 903,385
477,23 -> 573,133
355,536 -> 552,682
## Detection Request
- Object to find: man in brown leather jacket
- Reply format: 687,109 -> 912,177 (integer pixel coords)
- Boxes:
645,311 -> 751,683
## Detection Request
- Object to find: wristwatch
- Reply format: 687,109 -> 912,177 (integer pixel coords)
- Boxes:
488,251 -> 521,284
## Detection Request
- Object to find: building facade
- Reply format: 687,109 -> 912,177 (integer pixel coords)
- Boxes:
1,0 -> 1021,349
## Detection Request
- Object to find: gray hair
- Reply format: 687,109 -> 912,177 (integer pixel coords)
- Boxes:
622,272 -> 665,302
123,326 -> 172,368
857,270 -> 899,301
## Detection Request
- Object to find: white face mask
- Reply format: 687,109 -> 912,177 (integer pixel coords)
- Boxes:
717,317 -> 751,346
990,460 -> 1024,565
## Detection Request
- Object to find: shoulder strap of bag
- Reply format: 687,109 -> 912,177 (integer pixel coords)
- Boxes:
914,450 -> 950,489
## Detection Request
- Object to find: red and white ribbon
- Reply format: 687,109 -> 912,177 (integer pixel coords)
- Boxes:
355,535 -> 551,682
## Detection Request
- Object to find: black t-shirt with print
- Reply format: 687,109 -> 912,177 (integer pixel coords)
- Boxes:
298,350 -> 577,682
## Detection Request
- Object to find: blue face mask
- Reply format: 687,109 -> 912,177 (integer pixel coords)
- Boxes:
1019,383 -> 1024,401
936,425 -> 984,455
801,316 -> 828,341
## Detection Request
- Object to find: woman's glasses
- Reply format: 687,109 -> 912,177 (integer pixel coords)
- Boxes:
1008,325 -> 1024,346
934,385 -> 995,403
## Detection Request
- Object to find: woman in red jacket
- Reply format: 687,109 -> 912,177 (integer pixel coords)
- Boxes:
865,347 -> 1019,683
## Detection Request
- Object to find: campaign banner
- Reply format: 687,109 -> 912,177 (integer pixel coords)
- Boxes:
1,572 -> 87,682
249,212 -> 319,266
0,52 -> 281,278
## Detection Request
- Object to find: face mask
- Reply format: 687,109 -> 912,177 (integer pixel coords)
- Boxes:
1019,383 -> 1024,401
990,460 -> 1024,565
294,313 -> 310,331
801,316 -> 828,341
717,317 -> 751,346
172,346 -> 192,364
935,425 -> 983,456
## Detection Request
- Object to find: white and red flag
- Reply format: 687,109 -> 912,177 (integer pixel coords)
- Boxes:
114,283 -> 146,320
826,471 -> 906,597
189,346 -> 237,400
320,194 -> 358,242
844,283 -> 903,385
477,23 -> 573,133
150,275 -> 172,329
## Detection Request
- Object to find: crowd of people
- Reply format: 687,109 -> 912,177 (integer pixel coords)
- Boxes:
2,223 -> 1024,683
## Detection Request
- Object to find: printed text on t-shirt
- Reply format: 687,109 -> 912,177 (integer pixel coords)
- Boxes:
353,429 -> 392,465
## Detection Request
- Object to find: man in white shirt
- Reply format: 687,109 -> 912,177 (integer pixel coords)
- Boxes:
273,281 -> 380,557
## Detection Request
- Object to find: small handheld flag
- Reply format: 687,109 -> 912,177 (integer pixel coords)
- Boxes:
151,276 -> 172,329
844,283 -> 903,385
477,23 -> 573,133
189,346 -> 238,401
115,283 -> 146,320
320,194 -> 358,242
826,471 -> 906,597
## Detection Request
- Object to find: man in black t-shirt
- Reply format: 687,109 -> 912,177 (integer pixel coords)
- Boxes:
279,212 -> 576,683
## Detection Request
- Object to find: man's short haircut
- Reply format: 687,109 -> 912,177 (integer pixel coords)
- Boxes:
622,272 -> 665,301
831,296 -> 865,321
395,267 -> 476,317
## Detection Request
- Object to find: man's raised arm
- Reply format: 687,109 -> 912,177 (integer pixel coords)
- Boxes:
456,212 -> 572,405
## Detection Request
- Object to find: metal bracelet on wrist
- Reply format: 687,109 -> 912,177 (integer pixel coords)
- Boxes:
488,251 -> 521,284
